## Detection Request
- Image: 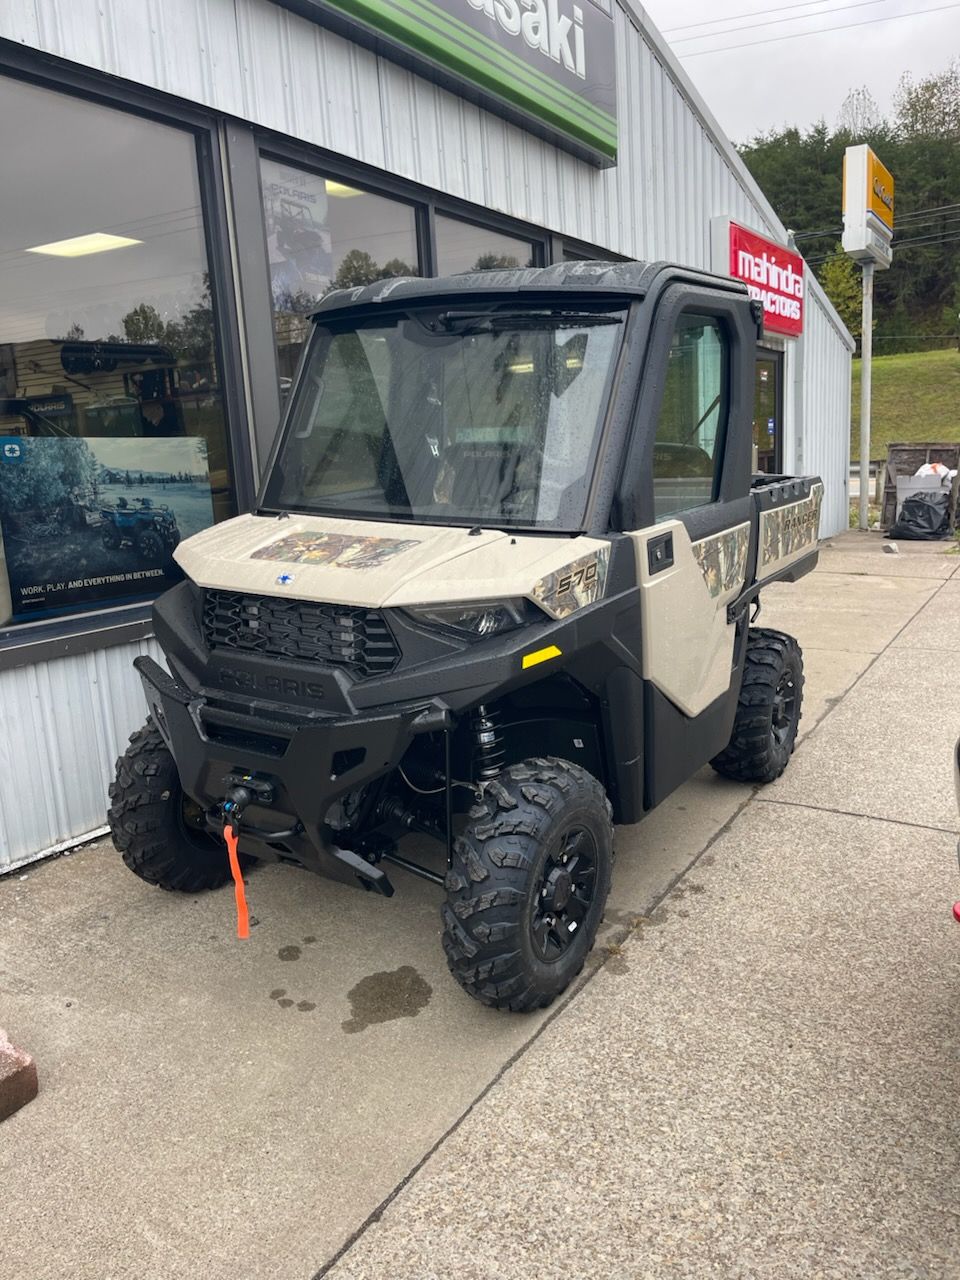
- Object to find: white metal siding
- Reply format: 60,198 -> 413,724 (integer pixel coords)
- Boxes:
0,0 -> 854,869
0,639 -> 162,872
803,298 -> 854,537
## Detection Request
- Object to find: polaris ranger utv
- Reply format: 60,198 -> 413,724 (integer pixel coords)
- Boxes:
109,261 -> 822,1011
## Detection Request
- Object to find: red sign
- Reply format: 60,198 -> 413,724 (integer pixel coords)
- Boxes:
728,222 -> 804,337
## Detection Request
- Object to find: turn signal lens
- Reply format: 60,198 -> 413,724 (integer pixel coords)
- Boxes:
406,598 -> 543,639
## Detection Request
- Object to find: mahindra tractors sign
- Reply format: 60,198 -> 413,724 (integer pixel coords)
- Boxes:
725,221 -> 805,338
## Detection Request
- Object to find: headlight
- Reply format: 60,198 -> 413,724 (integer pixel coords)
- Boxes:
405,598 -> 544,640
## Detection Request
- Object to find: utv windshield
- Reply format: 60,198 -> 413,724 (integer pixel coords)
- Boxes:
262,303 -> 627,530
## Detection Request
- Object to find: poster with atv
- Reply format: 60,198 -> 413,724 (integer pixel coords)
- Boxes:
0,436 -> 213,622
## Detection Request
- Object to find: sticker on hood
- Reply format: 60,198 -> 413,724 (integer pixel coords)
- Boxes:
532,547 -> 609,618
251,531 -> 421,569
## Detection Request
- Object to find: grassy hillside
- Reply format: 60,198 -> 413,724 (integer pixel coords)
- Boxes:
851,347 -> 960,462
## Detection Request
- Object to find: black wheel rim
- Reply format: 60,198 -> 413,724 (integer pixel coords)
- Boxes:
772,668 -> 798,748
530,826 -> 598,962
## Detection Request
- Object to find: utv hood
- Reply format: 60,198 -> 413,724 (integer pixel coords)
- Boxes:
175,514 -> 610,618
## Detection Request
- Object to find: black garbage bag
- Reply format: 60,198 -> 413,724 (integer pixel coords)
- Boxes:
888,490 -> 951,541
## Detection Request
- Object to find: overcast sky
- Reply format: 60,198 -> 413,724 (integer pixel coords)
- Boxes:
640,0 -> 959,143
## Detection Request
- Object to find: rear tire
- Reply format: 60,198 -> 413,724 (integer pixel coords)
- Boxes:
711,627 -> 803,784
108,720 -> 247,891
442,758 -> 613,1012
136,528 -> 165,562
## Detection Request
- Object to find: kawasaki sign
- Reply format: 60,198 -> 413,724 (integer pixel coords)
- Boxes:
271,0 -> 618,165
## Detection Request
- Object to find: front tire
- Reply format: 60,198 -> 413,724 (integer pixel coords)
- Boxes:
108,720 -> 244,891
442,758 -> 613,1012
711,627 -> 804,784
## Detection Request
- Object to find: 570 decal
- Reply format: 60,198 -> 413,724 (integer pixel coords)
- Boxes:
532,547 -> 609,619
556,560 -> 599,596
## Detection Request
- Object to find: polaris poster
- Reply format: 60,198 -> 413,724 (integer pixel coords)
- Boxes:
0,436 -> 214,622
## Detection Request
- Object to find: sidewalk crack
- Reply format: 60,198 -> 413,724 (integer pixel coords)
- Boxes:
753,795 -> 959,837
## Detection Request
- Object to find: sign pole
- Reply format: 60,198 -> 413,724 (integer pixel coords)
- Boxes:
859,261 -> 874,531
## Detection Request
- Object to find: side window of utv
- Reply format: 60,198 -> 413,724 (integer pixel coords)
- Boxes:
652,315 -> 727,521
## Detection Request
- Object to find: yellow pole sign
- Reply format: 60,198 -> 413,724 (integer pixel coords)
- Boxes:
842,144 -> 894,267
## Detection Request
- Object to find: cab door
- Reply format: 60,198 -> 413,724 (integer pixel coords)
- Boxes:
623,287 -> 757,807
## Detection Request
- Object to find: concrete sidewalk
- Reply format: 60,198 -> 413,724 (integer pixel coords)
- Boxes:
1,531 -> 959,1279
324,532 -> 960,1280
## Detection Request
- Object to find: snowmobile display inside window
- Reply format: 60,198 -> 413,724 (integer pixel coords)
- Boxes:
109,261 -> 822,1012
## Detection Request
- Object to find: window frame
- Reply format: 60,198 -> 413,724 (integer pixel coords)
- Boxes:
0,45 -> 255,670
614,284 -> 757,535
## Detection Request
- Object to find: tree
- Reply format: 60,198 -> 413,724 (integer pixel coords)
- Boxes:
473,253 -> 521,271
0,437 -> 97,514
819,248 -> 866,341
122,303 -> 166,345
837,87 -> 881,138
894,59 -> 960,139
333,249 -> 381,289
380,258 -> 414,278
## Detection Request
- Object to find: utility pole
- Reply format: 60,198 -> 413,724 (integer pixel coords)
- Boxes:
859,261 -> 874,531
842,144 -> 893,533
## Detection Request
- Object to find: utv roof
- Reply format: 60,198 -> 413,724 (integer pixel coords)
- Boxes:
310,260 -> 748,319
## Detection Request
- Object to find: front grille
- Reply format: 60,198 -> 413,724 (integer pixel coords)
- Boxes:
201,590 -> 401,679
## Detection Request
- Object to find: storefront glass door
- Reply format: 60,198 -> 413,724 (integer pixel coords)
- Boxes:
753,351 -> 783,474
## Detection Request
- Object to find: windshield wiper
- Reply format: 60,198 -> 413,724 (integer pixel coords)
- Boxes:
438,310 -> 624,334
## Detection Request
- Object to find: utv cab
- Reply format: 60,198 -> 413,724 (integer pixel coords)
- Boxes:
110,261 -> 821,1011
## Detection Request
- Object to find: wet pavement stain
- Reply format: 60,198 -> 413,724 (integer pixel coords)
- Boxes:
341,965 -> 432,1034
277,945 -> 301,961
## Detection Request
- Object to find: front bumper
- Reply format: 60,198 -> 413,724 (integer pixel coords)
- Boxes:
135,655 -> 449,894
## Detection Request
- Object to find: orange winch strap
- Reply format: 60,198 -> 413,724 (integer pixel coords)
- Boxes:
224,825 -> 250,940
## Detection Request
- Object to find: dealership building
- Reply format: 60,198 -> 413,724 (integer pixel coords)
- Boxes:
0,0 -> 854,870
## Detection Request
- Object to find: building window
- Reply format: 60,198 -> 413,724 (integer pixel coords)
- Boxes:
0,75 -> 236,633
435,215 -> 536,275
653,315 -> 728,520
259,157 -> 421,385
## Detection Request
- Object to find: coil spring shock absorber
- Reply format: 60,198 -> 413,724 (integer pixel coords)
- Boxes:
473,703 -> 505,781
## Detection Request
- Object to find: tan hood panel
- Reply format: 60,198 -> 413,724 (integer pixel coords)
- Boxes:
176,514 -> 609,614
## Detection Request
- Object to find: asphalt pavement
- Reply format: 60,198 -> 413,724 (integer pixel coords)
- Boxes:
1,530 -> 959,1279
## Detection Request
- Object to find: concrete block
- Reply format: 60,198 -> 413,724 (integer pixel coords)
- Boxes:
0,1030 -> 37,1123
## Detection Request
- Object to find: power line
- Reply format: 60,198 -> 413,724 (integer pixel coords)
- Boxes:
791,205 -> 960,243
662,0 -> 833,34
680,2 -> 960,58
672,0 -> 894,45
895,202 -> 960,224
806,229 -> 960,262
892,228 -> 960,250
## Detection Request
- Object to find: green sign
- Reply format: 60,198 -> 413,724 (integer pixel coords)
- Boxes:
273,0 -> 618,165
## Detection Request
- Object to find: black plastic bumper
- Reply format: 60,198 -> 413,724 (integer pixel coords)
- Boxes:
134,655 -> 450,894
